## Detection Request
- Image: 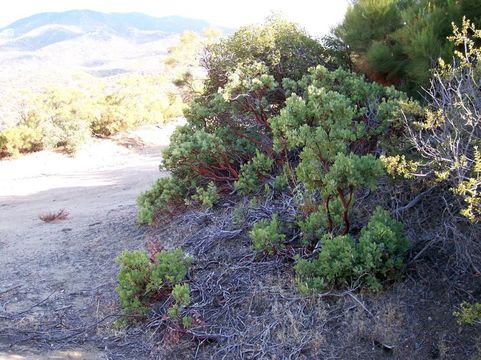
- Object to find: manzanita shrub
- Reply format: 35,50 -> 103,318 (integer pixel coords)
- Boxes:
137,177 -> 187,225
190,182 -> 220,208
235,151 -> 274,195
270,65 -> 410,239
138,17 -> 327,221
295,208 -> 408,293
116,248 -> 191,319
138,17 -> 414,296
249,214 -> 286,255
168,283 -> 193,329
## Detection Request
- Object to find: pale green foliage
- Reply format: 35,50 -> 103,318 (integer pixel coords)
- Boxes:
271,66 -> 397,234
320,153 -> 384,197
146,17 -> 328,217
454,302 -> 481,325
272,166 -> 289,191
219,61 -> 278,128
162,126 -> 240,184
148,249 -> 192,292
204,15 -> 328,92
295,234 -> 356,293
116,248 -> 191,319
116,250 -> 152,317
235,151 -> 274,194
220,61 -> 277,101
191,182 -> 219,208
297,199 -> 344,245
249,214 -> 286,255
167,283 -> 192,328
295,209 -> 408,293
357,208 -> 409,284
182,315 -> 193,328
137,177 -> 186,225
171,283 -> 191,305
297,208 -> 327,246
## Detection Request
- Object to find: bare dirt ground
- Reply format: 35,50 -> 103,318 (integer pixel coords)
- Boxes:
0,123 -> 181,359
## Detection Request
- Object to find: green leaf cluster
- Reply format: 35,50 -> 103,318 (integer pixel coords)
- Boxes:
191,182 -> 220,208
249,214 -> 286,255
204,15 -> 329,92
295,208 -> 408,293
454,302 -> 481,326
137,177 -> 187,225
115,248 -> 191,319
271,66 -> 399,235
235,151 -> 274,194
141,17 -> 330,219
167,283 -> 192,328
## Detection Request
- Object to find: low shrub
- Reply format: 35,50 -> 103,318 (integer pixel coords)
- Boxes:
297,198 -> 344,246
41,115 -> 91,154
167,283 -> 192,328
270,65 -> 404,235
0,125 -> 43,158
162,126 -> 243,187
234,151 -> 274,194
137,177 -> 186,225
272,170 -> 289,192
249,214 -> 286,255
116,248 -> 191,319
116,250 -> 153,317
357,207 -> 409,282
295,234 -> 356,293
190,182 -> 219,208
295,209 -> 408,293
148,248 -> 192,292
454,302 -> 481,326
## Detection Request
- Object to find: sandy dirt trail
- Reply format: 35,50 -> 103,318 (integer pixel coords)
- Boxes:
0,123 -> 181,359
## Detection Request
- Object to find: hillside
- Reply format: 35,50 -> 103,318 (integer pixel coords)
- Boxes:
0,10 -> 220,74
0,10 -> 213,50
0,10 -> 224,129
2,6 -> 481,359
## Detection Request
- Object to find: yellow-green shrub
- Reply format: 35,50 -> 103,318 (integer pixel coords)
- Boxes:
0,125 -> 43,158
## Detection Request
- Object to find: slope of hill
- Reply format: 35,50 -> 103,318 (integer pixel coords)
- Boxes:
0,10 -> 225,129
0,10 -> 213,49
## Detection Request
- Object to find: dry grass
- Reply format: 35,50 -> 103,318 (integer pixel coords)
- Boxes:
149,195 -> 481,359
38,209 -> 70,222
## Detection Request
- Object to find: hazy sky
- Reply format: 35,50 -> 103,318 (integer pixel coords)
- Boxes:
0,0 -> 349,36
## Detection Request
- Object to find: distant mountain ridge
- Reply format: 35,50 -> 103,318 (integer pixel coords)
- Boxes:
0,10 -> 217,50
